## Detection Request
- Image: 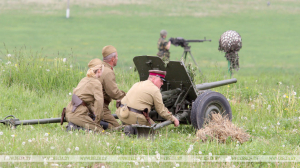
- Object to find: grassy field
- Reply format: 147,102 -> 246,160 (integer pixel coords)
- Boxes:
0,0 -> 300,167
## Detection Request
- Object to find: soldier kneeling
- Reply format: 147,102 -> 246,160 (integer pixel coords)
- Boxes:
64,64 -> 105,132
115,70 -> 179,136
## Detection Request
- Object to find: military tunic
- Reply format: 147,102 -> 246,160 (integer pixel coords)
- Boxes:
157,37 -> 170,62
99,62 -> 126,128
116,80 -> 175,126
65,77 -> 104,132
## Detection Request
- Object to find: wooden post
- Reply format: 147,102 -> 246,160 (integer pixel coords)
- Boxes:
66,0 -> 70,18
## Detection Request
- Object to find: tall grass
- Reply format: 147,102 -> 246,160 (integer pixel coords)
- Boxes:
0,46 -> 84,96
0,49 -> 300,167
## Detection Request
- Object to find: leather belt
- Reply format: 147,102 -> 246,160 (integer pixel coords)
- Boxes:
120,104 -> 143,114
104,99 -> 110,105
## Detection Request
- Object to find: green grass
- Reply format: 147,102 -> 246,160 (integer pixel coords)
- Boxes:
0,0 -> 300,167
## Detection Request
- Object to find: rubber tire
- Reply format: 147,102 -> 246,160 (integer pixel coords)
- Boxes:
191,90 -> 213,129
194,91 -> 232,129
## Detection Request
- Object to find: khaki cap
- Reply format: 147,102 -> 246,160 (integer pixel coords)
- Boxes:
102,45 -> 117,58
88,58 -> 103,68
149,70 -> 167,81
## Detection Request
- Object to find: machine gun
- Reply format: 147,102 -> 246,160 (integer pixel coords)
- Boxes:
169,37 -> 211,73
169,37 -> 211,48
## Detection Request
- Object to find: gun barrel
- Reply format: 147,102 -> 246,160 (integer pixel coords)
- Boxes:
14,118 -> 63,126
185,39 -> 211,43
196,78 -> 237,90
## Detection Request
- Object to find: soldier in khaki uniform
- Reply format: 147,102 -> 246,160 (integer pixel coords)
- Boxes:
65,64 -> 104,132
115,70 -> 179,127
88,45 -> 126,129
157,30 -> 171,62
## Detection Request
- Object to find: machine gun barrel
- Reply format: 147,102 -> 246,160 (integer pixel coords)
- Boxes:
196,78 -> 237,90
185,39 -> 211,43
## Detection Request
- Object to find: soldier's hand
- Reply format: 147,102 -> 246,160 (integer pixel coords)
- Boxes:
173,118 -> 179,127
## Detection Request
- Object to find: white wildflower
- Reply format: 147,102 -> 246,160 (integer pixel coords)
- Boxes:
129,67 -> 132,69
5,156 -> 10,160
66,148 -> 71,152
6,61 -> 11,65
106,142 -> 109,146
50,146 -> 55,150
117,146 -> 120,149
155,151 -> 158,154
32,138 -> 36,141
0,132 -> 3,135
46,69 -> 50,72
277,122 -> 280,126
282,145 -> 285,147
44,133 -> 49,137
225,156 -> 231,162
283,94 -> 286,98
251,104 -> 255,109
75,147 -> 79,151
176,163 -> 180,167
67,164 -> 72,167
236,144 -> 239,147
293,91 -> 296,95
28,139 -> 32,142
134,161 -> 139,165
156,153 -> 160,160
22,142 -> 25,145
259,93 -> 262,95
263,151 -> 265,154
11,134 -> 15,137
7,54 -> 11,57
69,131 -> 73,134
101,166 -> 105,168
209,152 -> 212,156
188,134 -> 191,138
51,164 -> 59,166
70,65 -> 73,68
198,151 -> 202,154
63,58 -> 67,62
69,92 -> 72,96
255,80 -> 257,83
252,129 -> 255,132
278,82 -> 282,85
30,126 -> 34,129
267,105 -> 271,110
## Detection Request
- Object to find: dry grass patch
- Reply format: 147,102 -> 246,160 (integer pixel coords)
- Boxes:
196,113 -> 250,143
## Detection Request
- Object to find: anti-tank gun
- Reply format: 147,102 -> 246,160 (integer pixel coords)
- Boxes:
131,56 -> 236,136
1,56 -> 236,138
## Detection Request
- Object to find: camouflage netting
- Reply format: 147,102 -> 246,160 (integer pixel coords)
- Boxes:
218,30 -> 242,72
196,113 -> 250,144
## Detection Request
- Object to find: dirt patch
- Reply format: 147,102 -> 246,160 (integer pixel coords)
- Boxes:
196,113 -> 250,143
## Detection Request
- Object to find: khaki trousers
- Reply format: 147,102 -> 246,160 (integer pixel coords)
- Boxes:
102,103 -> 120,129
65,103 -> 104,132
115,106 -> 155,126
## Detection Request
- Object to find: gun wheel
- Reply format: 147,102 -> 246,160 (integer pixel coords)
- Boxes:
191,91 -> 232,129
